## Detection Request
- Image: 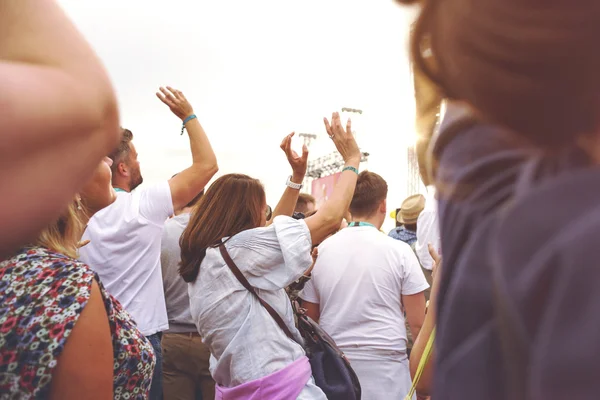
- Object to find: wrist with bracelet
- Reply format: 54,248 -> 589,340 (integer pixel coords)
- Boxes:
286,175 -> 303,190
342,165 -> 359,175
180,114 -> 197,135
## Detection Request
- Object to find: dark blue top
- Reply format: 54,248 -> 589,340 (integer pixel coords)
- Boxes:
432,120 -> 596,400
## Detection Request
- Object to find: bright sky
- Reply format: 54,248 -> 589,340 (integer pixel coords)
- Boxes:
59,0 -> 420,231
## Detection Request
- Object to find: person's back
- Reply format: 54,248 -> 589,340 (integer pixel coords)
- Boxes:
82,184 -> 173,335
301,171 -> 428,399
306,227 -> 427,354
397,0 -> 600,397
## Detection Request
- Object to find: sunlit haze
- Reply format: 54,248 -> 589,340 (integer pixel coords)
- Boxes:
59,0 -> 420,231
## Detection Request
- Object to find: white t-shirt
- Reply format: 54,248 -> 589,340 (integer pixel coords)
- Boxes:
300,226 -> 429,356
80,182 -> 174,336
416,187 -> 441,270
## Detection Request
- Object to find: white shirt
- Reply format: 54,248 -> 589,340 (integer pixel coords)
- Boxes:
300,225 -> 429,356
188,217 -> 325,398
80,182 -> 174,336
416,187 -> 441,270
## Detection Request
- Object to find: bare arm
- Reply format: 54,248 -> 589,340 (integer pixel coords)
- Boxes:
403,292 -> 427,347
410,244 -> 442,397
304,301 -> 321,323
157,87 -> 219,211
49,280 -> 113,400
0,0 -> 120,257
305,113 -> 361,245
268,133 -> 309,224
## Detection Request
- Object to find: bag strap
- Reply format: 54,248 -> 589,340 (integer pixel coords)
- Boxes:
218,244 -> 297,342
405,327 -> 436,400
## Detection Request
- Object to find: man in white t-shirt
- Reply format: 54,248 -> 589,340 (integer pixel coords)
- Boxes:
80,87 -> 218,400
301,171 -> 428,400
415,186 -> 441,271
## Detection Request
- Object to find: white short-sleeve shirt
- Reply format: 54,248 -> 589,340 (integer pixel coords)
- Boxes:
188,216 -> 326,398
300,225 -> 429,356
80,182 -> 174,336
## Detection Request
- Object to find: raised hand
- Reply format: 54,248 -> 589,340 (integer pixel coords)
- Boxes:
280,132 -> 309,179
156,86 -> 194,121
323,112 -> 361,163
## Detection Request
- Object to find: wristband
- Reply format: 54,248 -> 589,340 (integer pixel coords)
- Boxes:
181,114 -> 197,135
342,166 -> 359,175
286,176 -> 303,190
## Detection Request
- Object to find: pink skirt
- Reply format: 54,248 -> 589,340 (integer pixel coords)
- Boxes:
215,356 -> 312,400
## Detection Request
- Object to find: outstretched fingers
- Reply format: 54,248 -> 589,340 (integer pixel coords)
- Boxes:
324,117 -> 333,137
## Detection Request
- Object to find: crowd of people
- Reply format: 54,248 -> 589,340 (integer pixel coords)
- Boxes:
3,0 -> 600,399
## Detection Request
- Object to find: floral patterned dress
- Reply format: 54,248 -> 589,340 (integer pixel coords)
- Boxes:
0,246 -> 155,399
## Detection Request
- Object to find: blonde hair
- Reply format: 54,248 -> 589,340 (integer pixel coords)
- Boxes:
400,0 -> 600,147
37,200 -> 87,259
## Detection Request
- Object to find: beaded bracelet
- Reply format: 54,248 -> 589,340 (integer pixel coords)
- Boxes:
342,166 -> 359,175
181,114 -> 197,135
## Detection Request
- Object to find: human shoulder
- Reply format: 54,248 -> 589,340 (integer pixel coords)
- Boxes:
229,216 -> 308,249
2,247 -> 95,287
0,247 -> 98,396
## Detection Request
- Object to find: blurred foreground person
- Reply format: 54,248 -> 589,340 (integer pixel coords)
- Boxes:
400,0 -> 600,398
180,113 -> 360,399
0,0 -> 120,258
0,157 -> 154,399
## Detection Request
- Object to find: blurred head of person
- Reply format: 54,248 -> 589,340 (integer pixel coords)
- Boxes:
37,157 -> 117,258
349,171 -> 389,230
179,174 -> 267,282
399,0 -> 600,152
295,193 -> 316,215
109,128 -> 143,192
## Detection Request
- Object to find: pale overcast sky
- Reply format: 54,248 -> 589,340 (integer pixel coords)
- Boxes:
58,0 -> 419,231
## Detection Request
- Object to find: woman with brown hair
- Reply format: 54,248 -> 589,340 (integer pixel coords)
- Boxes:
180,112 -> 361,399
0,157 -> 155,399
397,0 -> 600,399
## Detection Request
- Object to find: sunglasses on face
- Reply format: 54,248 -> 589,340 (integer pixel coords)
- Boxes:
292,212 -> 306,220
266,205 -> 273,221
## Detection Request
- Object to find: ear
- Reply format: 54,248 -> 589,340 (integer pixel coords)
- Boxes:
117,162 -> 129,177
380,199 -> 387,214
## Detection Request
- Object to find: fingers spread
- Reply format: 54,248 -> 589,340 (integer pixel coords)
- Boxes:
160,86 -> 177,102
323,117 -> 333,136
302,144 -> 309,161
280,134 -> 288,150
167,86 -> 182,100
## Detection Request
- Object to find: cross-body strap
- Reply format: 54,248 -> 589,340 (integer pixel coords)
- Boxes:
218,244 -> 297,342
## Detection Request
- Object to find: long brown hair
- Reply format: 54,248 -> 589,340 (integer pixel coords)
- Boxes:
399,0 -> 600,147
179,174 -> 266,282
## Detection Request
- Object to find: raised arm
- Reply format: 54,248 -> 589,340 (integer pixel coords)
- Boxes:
156,87 -> 219,211
267,133 -> 309,224
304,113 -> 361,245
0,0 -> 120,257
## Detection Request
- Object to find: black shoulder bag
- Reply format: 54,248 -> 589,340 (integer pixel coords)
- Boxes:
219,244 -> 361,400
